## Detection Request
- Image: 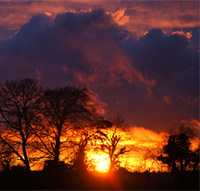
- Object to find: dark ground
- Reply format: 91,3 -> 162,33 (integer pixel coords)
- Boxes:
0,168 -> 199,190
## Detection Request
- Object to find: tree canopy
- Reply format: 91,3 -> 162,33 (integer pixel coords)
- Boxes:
158,130 -> 199,173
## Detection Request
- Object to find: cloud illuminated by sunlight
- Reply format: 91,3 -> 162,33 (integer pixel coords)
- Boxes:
112,9 -> 129,25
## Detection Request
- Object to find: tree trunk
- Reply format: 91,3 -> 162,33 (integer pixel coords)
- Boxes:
192,156 -> 199,172
172,161 -> 177,172
22,142 -> 31,172
54,126 -> 61,162
180,159 -> 184,173
109,157 -> 114,172
20,131 -> 31,172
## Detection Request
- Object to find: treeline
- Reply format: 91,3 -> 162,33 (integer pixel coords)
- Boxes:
0,79 -> 199,175
0,78 -> 128,173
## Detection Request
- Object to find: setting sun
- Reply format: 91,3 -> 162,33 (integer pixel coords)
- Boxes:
96,161 -> 109,172
90,155 -> 110,172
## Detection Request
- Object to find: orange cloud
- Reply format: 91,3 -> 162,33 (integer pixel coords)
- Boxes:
112,9 -> 129,26
124,1 -> 199,37
0,1 -> 199,40
172,31 -> 193,40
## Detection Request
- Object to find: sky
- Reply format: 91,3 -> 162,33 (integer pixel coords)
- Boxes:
0,0 -> 199,134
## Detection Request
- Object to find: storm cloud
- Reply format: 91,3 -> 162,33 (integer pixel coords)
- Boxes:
0,9 -> 199,131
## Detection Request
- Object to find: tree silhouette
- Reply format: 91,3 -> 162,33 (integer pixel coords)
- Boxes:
157,130 -> 199,173
0,79 -> 41,172
97,117 -> 129,172
33,86 -> 95,163
70,127 -> 93,172
191,147 -> 199,172
0,144 -> 15,172
70,117 -> 111,171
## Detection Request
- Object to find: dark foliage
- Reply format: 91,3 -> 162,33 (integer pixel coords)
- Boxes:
158,131 -> 199,173
43,160 -> 71,174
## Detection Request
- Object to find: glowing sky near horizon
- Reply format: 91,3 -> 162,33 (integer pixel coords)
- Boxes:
10,125 -> 199,172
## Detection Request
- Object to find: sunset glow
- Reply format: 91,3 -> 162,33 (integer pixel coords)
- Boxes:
0,1 -> 199,190
96,161 -> 109,172
89,155 -> 110,173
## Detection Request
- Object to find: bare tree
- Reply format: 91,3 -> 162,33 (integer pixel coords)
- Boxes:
97,117 -> 129,172
70,126 -> 95,171
0,79 -> 41,171
33,86 -> 95,163
70,117 -> 111,171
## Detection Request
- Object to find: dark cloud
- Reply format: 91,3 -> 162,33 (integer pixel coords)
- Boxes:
190,27 -> 199,52
172,27 -> 199,52
120,28 -> 199,97
0,9 -> 152,87
117,27 -> 199,130
0,9 -> 198,131
0,26 -> 16,40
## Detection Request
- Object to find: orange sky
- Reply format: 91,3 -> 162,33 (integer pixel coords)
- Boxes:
26,125 -> 199,172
